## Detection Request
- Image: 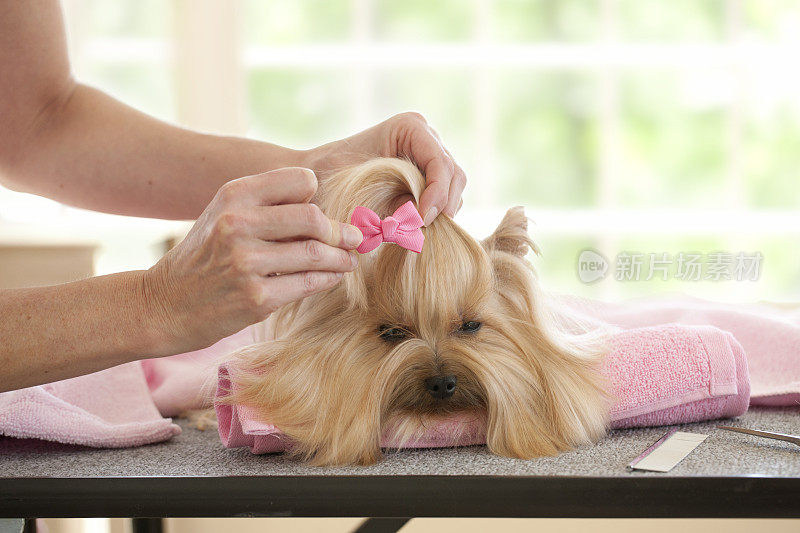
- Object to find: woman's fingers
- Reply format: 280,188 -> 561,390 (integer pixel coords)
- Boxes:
388,112 -> 462,225
145,165 -> 368,356
262,271 -> 345,311
217,167 -> 319,207
249,239 -> 359,276
249,203 -> 362,249
418,156 -> 452,226
444,162 -> 467,218
219,169 -> 363,249
304,112 -> 466,225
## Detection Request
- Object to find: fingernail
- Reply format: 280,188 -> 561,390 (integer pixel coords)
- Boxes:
349,251 -> 359,268
423,207 -> 438,227
343,224 -> 363,248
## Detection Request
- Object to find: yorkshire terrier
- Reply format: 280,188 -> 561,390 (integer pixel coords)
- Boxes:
223,158 -> 610,466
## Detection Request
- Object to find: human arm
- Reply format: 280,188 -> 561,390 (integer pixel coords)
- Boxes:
0,0 -> 306,220
0,1 -> 465,222
0,168 -> 362,391
0,0 -> 465,389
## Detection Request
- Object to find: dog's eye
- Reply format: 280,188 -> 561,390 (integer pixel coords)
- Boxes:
379,325 -> 409,342
459,321 -> 482,333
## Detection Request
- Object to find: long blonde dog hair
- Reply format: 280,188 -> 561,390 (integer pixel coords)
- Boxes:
224,158 -> 611,465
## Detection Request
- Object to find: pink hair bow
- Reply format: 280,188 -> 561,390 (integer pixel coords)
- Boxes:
350,201 -> 425,254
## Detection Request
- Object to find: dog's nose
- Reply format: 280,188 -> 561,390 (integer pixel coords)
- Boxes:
424,375 -> 457,399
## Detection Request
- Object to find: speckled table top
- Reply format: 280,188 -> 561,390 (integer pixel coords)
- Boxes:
2,407 -> 798,478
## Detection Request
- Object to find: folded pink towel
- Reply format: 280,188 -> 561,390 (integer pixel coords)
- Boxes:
604,324 -> 750,428
215,323 -> 752,454
0,362 -> 180,448
0,327 -> 255,448
560,296 -> 800,406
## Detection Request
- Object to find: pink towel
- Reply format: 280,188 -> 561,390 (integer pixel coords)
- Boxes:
216,323 -> 752,454
560,296 -> 800,406
0,327 -> 255,448
604,324 -> 750,428
0,362 -> 180,448
143,326 -> 257,416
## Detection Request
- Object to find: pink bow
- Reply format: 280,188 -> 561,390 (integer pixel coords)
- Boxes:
350,201 -> 425,254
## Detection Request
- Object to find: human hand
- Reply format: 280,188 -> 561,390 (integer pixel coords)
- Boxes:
143,167 -> 363,355
304,112 -> 466,226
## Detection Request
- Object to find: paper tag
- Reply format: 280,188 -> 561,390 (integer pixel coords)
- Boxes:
628,429 -> 708,472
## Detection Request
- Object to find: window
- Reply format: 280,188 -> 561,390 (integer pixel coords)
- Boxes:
240,0 -> 800,303
2,0 -> 799,302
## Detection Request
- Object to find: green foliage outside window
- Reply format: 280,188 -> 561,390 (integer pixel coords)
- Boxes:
67,0 -> 800,302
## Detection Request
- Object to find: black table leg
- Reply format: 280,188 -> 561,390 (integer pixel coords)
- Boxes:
131,518 -> 164,533
21,519 -> 36,533
352,518 -> 411,533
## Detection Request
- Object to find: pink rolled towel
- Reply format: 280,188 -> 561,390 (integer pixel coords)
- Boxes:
216,323 -> 751,454
605,324 -> 750,428
561,296 -> 800,406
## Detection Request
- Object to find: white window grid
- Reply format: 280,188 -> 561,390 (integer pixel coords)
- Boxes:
62,0 -> 800,226
4,0 -> 799,296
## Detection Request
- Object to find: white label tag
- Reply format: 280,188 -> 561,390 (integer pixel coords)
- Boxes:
629,430 -> 708,473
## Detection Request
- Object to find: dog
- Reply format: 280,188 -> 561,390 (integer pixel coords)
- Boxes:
222,158 -> 611,466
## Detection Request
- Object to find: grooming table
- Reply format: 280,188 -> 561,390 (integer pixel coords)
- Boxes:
1,407 -> 798,532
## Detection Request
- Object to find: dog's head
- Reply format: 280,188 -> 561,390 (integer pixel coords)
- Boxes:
229,158 -> 609,465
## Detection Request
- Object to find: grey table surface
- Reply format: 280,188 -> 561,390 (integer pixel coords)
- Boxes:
1,406 -> 798,478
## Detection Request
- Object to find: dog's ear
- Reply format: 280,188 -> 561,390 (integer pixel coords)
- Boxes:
481,206 -> 539,257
